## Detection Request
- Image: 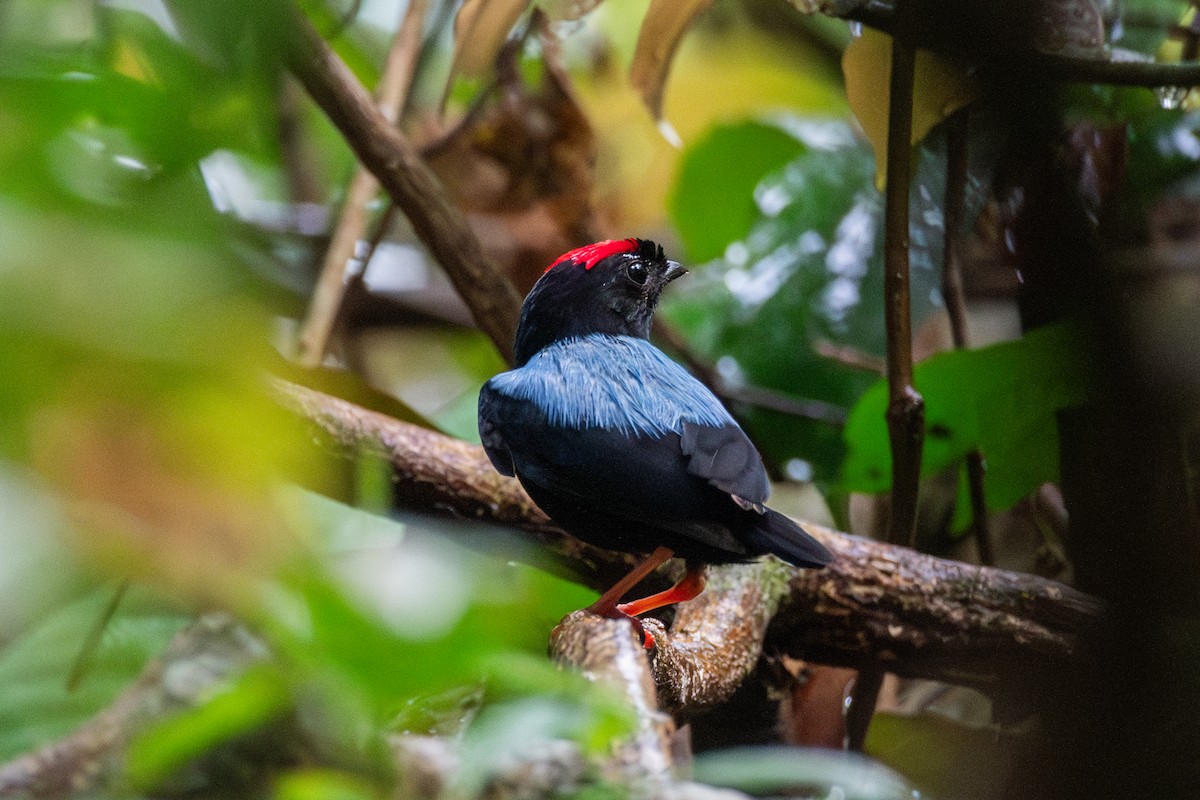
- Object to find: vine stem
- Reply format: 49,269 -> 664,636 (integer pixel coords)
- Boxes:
847,0 -> 925,752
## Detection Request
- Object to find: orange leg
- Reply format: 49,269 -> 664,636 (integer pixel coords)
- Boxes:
585,546 -> 674,649
617,565 -> 707,617
586,546 -> 674,616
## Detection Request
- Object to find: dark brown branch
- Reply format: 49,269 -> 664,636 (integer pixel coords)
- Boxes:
853,0 -> 925,747
272,379 -> 1106,701
942,110 -> 994,566
280,5 -> 523,366
882,0 -> 924,551
844,4 -> 1200,88
772,524 -> 1104,690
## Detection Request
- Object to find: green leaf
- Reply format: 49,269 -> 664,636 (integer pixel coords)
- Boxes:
670,120 -> 808,263
269,491 -> 609,723
274,768 -> 380,800
841,322 -> 1092,512
662,121 -> 947,484
0,587 -> 188,760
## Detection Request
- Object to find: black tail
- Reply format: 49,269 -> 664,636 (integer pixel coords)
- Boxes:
747,508 -> 833,568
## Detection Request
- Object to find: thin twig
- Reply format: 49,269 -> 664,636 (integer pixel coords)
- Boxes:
882,0 -> 924,558
844,669 -> 883,751
296,0 -> 429,367
813,340 -> 886,374
849,0 -> 925,752
942,110 -> 994,566
281,4 -> 523,365
66,581 -> 129,691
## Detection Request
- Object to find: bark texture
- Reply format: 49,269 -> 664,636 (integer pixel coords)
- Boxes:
274,379 -> 1108,704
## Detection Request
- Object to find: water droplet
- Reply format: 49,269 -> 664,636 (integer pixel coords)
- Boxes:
715,355 -> 744,385
657,118 -> 682,149
785,458 -> 813,481
724,240 -> 749,267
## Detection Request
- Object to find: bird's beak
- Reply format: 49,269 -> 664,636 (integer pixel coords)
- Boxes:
663,260 -> 688,284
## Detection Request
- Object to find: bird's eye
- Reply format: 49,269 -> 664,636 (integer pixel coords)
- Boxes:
626,261 -> 648,285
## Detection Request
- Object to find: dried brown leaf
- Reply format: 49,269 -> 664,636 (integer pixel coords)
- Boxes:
629,0 -> 714,121
449,0 -> 531,81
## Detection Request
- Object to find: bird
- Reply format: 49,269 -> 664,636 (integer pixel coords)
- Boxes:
477,238 -> 832,647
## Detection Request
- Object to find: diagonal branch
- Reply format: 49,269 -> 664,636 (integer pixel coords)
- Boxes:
279,4 -> 523,366
271,379 -> 1107,705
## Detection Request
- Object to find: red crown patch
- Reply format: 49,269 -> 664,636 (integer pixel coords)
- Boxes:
545,238 -> 640,272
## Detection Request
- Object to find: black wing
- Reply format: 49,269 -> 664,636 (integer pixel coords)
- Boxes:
477,381 -> 515,477
680,420 -> 771,510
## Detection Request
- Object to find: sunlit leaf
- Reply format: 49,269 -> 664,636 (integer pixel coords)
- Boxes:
842,322 -> 1092,511
629,0 -> 715,121
275,768 -> 379,800
842,28 -> 976,188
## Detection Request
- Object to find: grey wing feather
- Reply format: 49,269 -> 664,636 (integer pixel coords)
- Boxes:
477,382 -> 515,477
680,420 -> 771,508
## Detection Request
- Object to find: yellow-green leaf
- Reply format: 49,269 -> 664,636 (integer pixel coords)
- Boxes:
842,28 -> 976,188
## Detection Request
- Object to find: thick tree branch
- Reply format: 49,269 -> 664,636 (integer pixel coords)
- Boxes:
272,379 -> 1107,701
279,5 -> 523,365
550,614 -> 674,786
843,3 -> 1200,87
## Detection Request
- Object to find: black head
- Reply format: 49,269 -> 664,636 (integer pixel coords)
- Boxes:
513,239 -> 686,366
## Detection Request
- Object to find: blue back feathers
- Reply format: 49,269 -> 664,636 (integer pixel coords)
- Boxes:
487,334 -> 732,438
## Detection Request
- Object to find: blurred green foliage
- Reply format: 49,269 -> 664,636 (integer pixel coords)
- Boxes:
0,1 -> 629,791
0,587 -> 188,760
665,118 -> 942,486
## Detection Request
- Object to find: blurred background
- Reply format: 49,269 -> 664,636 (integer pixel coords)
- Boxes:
2,0 -> 1199,798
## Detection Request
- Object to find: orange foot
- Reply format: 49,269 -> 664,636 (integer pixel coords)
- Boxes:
589,605 -> 656,648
